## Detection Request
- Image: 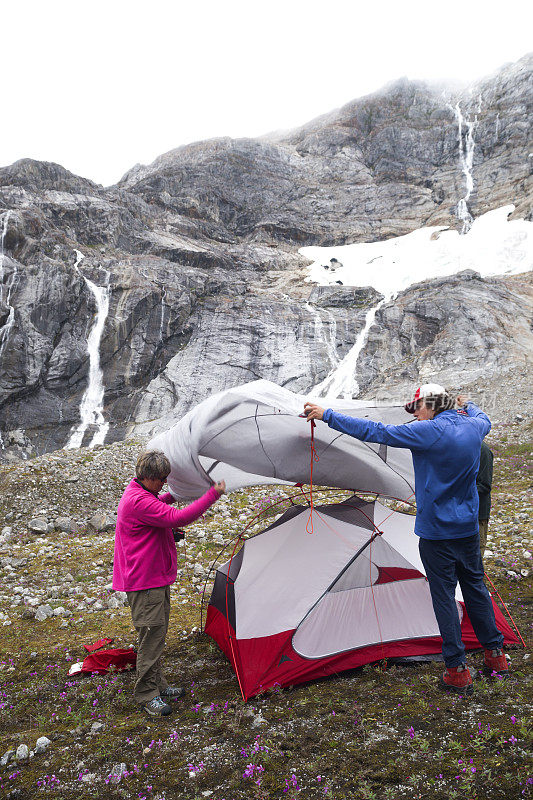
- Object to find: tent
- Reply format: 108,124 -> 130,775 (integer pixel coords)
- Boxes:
148,380 -> 520,698
147,380 -> 416,500
205,495 -> 519,699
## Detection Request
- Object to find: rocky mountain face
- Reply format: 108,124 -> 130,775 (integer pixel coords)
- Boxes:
0,55 -> 531,459
121,54 -> 532,241
357,270 -> 533,400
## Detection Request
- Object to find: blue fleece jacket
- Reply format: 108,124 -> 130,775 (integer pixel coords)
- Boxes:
322,402 -> 491,540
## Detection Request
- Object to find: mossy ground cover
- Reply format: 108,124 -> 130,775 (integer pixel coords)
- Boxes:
0,427 -> 531,800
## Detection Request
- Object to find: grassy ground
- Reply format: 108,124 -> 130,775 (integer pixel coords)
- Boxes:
0,425 -> 531,800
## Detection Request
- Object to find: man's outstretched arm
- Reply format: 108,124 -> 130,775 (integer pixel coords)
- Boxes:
303,402 -> 441,450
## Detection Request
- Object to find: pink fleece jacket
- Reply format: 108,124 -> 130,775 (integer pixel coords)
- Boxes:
112,480 -> 219,592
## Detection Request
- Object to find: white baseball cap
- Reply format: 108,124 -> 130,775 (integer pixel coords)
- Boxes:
404,383 -> 447,414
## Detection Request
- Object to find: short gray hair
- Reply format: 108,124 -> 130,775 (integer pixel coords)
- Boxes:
135,450 -> 171,480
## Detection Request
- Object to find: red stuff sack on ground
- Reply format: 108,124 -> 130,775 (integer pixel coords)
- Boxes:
69,642 -> 136,676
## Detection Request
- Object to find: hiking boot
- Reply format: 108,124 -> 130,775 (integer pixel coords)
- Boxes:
160,686 -> 185,701
483,648 -> 509,676
141,696 -> 172,717
440,664 -> 473,695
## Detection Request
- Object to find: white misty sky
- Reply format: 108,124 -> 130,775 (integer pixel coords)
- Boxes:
2,0 -> 531,187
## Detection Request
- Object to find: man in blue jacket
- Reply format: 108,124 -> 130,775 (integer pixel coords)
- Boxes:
304,384 -> 507,694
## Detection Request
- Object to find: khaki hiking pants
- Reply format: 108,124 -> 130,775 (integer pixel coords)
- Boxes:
127,585 -> 171,705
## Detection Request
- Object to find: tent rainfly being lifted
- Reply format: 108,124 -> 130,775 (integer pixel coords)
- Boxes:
148,380 -> 520,698
147,380 -> 417,501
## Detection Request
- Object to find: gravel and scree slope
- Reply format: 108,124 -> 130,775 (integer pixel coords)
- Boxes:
0,420 -> 531,800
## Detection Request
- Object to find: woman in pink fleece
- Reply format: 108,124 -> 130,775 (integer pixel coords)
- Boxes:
113,450 -> 225,717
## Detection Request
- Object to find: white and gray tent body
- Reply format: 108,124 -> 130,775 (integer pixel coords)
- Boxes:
206,494 -> 517,698
148,380 -> 415,501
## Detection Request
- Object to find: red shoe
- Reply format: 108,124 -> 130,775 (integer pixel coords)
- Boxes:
440,664 -> 473,695
483,648 -> 509,676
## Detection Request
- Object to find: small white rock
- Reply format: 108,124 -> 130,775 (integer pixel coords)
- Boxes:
28,518 -> 48,534
107,762 -> 128,784
91,721 -> 104,733
1,749 -> 14,766
16,744 -> 29,761
35,736 -> 51,754
35,604 -> 53,622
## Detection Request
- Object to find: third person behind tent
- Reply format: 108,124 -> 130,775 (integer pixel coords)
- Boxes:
477,440 -> 494,557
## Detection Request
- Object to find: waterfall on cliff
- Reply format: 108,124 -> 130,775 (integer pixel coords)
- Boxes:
454,102 -> 477,234
311,296 -> 389,399
0,210 -> 10,262
159,286 -> 167,344
67,251 -> 110,449
0,211 -> 17,364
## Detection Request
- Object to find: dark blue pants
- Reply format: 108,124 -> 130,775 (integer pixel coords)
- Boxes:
418,534 -> 504,668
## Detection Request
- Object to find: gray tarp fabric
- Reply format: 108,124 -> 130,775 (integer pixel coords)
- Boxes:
147,380 -> 415,501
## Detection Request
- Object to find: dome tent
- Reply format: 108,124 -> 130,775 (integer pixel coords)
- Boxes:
205,495 -> 518,699
148,380 -> 519,698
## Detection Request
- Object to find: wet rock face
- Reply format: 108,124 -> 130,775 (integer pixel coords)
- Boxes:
308,286 -> 382,309
0,243 -> 216,450
356,270 -> 533,399
0,56 -> 531,456
132,293 -> 372,431
469,57 -> 533,221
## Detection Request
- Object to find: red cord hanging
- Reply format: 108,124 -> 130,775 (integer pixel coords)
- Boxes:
306,420 -> 319,534
484,572 -> 526,648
